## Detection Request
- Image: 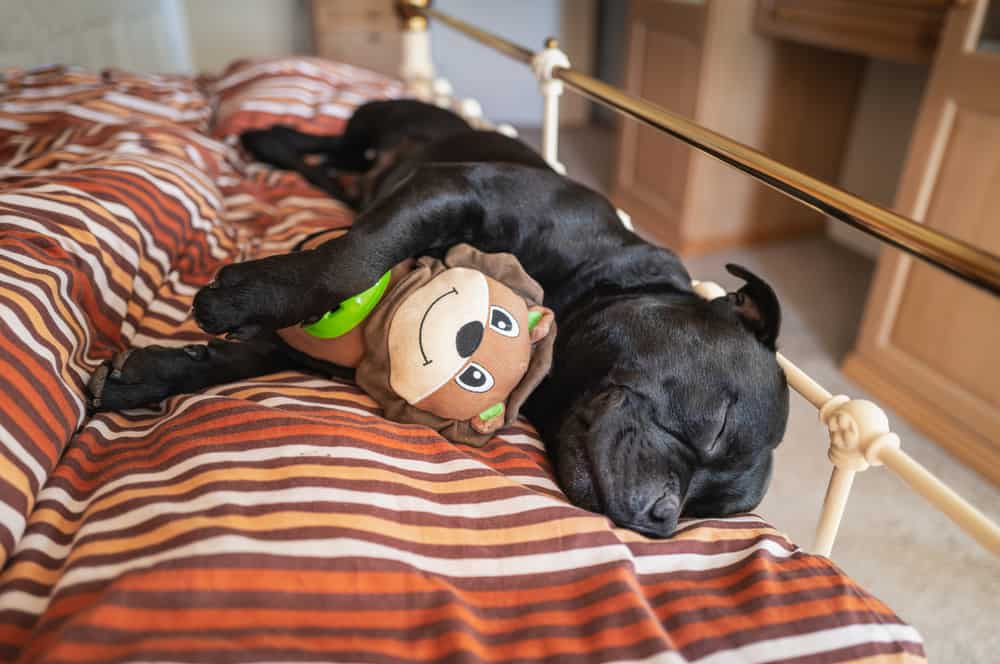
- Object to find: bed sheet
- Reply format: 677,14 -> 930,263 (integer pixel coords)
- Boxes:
0,58 -> 924,663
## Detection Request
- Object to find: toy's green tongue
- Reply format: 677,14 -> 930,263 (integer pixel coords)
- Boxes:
302,271 -> 392,339
479,403 -> 504,421
528,310 -> 542,331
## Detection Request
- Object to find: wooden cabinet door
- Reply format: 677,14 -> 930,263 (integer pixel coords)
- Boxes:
845,0 -> 1000,485
611,0 -> 707,250
612,1 -> 863,254
311,0 -> 402,78
755,0 -> 951,64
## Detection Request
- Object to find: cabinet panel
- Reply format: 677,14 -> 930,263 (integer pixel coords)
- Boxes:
613,0 -> 861,254
311,0 -> 402,78
612,0 -> 707,249
845,1 -> 1000,485
756,0 -> 950,64
890,107 -> 1000,408
631,27 -> 701,222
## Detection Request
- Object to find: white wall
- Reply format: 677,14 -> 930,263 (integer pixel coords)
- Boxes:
2,0 -> 590,127
183,0 -> 591,125
0,0 -> 193,74
429,0 -> 561,126
181,0 -> 312,75
829,60 -> 929,258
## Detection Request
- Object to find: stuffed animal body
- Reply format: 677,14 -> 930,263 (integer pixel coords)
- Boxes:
278,238 -> 555,445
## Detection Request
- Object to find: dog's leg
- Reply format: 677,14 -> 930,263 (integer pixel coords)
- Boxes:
242,125 -> 343,155
192,164 -> 490,337
240,126 -> 349,199
192,163 -> 686,339
88,338 -> 294,411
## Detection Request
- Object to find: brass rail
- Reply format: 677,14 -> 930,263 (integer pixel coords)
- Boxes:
413,3 -> 1000,296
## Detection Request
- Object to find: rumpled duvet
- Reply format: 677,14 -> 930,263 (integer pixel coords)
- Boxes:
0,57 -> 924,663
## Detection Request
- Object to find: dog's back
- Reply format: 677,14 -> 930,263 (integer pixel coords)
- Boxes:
240,100 -> 473,206
332,100 -> 473,170
371,129 -> 551,204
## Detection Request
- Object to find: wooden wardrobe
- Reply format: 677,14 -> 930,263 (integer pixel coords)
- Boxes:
844,1 -> 1000,486
611,0 -> 866,254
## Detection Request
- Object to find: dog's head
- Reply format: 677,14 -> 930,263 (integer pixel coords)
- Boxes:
546,264 -> 788,537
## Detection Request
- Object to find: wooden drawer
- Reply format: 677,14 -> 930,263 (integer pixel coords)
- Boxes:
312,0 -> 398,32
315,29 -> 402,78
755,0 -> 953,64
311,0 -> 402,78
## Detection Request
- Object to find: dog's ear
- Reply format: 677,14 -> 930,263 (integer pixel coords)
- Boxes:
725,264 -> 781,350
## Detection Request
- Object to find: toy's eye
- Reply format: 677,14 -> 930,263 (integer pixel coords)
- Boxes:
455,362 -> 494,393
489,306 -> 519,337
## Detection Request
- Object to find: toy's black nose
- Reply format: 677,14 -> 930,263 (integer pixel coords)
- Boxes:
456,321 -> 484,358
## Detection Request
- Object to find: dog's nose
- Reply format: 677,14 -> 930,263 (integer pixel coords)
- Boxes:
624,495 -> 680,538
649,494 -> 680,523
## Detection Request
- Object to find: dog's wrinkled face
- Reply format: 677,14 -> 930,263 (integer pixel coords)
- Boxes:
543,265 -> 789,537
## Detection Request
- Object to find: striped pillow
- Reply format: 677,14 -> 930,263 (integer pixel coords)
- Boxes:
0,64 -> 211,136
206,56 -> 404,140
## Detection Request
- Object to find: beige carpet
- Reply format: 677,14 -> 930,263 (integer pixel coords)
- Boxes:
520,126 -> 1000,662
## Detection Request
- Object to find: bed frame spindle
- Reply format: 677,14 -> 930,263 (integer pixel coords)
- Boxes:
532,38 -> 570,174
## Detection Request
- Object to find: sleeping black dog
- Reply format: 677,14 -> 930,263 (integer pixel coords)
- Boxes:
89,100 -> 789,537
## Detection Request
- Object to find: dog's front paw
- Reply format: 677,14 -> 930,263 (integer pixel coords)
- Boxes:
87,348 -> 178,411
191,268 -> 263,340
193,253 -> 324,339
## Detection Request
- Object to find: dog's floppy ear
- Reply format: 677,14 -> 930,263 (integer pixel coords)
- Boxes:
725,264 -> 781,350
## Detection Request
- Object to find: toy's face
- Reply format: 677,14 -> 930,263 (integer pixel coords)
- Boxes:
387,267 -> 535,424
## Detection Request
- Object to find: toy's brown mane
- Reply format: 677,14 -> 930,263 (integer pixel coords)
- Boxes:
357,244 -> 555,446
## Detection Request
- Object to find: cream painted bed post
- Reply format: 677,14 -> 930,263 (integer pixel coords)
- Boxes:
688,284 -> 863,556
531,38 -> 570,174
774,354 -> 896,557
774,354 -> 1000,557
692,283 -> 1000,558
813,395 -> 883,557
399,0 -> 435,100
814,467 -> 856,556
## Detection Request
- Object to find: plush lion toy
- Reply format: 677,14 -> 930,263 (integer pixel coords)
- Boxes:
278,243 -> 556,445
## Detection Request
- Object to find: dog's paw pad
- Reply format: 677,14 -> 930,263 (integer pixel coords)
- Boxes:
85,348 -> 178,412
87,362 -> 110,409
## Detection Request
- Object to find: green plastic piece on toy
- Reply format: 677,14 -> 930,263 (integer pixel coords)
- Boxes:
527,310 -> 543,331
479,402 -> 504,421
302,270 -> 392,339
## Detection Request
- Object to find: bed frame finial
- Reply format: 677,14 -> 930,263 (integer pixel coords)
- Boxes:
398,0 -> 435,100
531,38 -> 570,174
821,397 -> 900,472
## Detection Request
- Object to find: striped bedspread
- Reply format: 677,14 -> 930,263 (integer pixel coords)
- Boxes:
0,59 -> 924,663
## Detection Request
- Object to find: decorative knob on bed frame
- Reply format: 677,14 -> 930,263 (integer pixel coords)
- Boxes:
396,0 -> 430,31
820,396 -> 901,472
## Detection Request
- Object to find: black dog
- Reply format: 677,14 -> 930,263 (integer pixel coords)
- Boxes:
89,100 -> 789,537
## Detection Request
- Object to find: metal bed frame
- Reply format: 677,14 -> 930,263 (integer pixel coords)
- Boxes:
393,0 -> 1000,559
